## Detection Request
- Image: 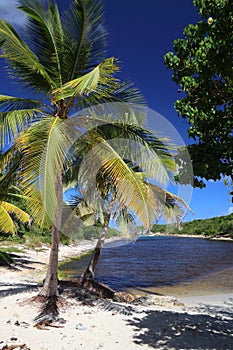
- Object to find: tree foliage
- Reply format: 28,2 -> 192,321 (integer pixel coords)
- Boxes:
164,0 -> 233,194
151,213 -> 233,238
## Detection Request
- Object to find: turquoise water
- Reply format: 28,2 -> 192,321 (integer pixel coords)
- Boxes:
61,236 -> 233,291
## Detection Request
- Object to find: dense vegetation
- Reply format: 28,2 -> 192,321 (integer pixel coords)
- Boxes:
151,213 -> 233,238
0,221 -> 120,247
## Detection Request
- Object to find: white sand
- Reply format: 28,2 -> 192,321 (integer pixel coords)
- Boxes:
0,242 -> 233,350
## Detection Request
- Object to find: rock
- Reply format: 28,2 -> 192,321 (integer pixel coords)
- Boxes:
75,323 -> 86,331
0,342 -> 7,350
13,321 -> 29,328
57,318 -> 66,325
1,344 -> 30,350
84,310 -> 92,315
113,292 -> 134,303
19,322 -> 30,329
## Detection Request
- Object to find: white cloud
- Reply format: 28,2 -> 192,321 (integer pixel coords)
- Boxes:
0,0 -> 25,27
228,207 -> 233,215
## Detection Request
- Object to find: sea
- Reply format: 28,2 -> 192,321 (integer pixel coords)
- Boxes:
60,236 -> 233,296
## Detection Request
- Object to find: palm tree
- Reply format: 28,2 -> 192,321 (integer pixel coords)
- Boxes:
63,125 -> 191,281
0,1 -> 191,311
0,0 -> 152,299
81,187 -> 190,281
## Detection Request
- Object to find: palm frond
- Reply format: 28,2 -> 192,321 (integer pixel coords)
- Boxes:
21,187 -> 51,228
18,116 -> 72,224
0,95 -> 42,111
0,145 -> 18,174
0,204 -> 15,234
107,81 -> 146,105
0,18 -> 54,91
93,121 -> 176,178
149,184 -> 193,224
63,0 -> 107,81
77,135 -> 160,228
0,200 -> 30,234
0,161 -> 20,196
52,57 -> 120,102
0,108 -> 42,148
1,200 -> 30,223
84,81 -> 146,107
75,123 -> 175,188
19,0 -> 65,88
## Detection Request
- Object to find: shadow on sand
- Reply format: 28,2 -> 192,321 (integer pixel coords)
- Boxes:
127,304 -> 233,349
0,254 -> 46,297
0,282 -> 40,298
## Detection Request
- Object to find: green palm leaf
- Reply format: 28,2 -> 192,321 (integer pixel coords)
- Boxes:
0,159 -> 20,195
75,121 -> 175,188
0,19 -> 54,91
98,81 -> 146,105
0,200 -> 30,234
77,135 -> 160,228
0,146 -> 18,174
18,116 -> 72,225
92,121 -> 176,177
149,184 -> 193,223
18,0 -> 107,87
19,0 -> 64,88
0,95 -> 42,111
0,108 -> 42,148
52,57 -> 120,102
63,0 -> 107,81
0,204 -> 15,234
20,187 -> 51,228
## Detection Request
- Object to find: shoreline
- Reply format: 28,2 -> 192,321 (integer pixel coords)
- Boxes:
130,265 -> 233,299
0,239 -> 233,349
148,231 -> 233,241
0,236 -> 120,283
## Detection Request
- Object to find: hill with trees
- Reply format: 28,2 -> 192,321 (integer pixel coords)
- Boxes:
151,213 -> 233,238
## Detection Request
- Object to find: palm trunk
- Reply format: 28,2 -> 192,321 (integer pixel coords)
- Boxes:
39,171 -> 63,297
82,211 -> 111,280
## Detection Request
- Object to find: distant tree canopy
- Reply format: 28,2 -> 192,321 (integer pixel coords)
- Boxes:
151,213 -> 233,238
164,0 -> 233,196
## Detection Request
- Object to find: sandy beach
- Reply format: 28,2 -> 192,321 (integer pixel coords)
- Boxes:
0,241 -> 233,350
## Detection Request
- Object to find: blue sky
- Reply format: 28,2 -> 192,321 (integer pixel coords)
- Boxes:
0,0 -> 232,221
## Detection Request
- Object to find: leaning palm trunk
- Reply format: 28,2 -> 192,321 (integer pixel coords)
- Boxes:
82,211 -> 111,281
39,171 -> 63,297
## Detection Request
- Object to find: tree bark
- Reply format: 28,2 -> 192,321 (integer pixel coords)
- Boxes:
39,171 -> 63,297
82,211 -> 111,280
